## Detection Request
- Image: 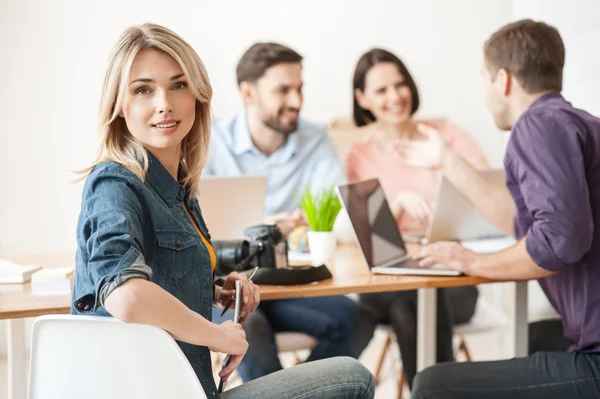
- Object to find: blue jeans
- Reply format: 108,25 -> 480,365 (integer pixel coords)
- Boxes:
221,357 -> 374,399
412,319 -> 600,399
411,352 -> 600,399
213,296 -> 375,382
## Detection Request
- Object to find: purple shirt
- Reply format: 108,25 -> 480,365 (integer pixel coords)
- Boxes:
505,92 -> 600,353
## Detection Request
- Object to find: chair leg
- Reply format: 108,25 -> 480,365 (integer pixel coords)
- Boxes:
398,370 -> 407,399
458,338 -> 473,361
374,333 -> 393,384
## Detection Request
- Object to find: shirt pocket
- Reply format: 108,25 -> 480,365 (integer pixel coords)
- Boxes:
156,229 -> 198,285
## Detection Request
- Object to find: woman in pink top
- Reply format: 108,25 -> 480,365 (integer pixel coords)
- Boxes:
347,54 -> 489,236
347,48 -> 486,389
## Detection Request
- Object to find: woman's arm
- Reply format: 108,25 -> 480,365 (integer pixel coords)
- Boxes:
105,278 -> 248,355
79,169 -> 247,357
436,122 -> 515,235
437,121 -> 491,170
394,123 -> 514,236
442,150 -> 515,236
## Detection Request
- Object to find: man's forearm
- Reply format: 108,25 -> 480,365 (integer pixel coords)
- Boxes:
469,237 -> 554,280
442,150 -> 515,236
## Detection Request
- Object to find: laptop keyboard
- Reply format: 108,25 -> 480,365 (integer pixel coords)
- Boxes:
388,258 -> 449,270
388,258 -> 420,269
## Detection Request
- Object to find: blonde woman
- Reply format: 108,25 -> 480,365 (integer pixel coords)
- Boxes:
72,23 -> 374,399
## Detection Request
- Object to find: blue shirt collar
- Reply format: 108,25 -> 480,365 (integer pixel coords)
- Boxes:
232,110 -> 299,161
145,150 -> 186,207
274,133 -> 298,163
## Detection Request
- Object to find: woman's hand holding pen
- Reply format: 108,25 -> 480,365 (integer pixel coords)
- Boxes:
216,270 -> 260,324
212,268 -> 260,381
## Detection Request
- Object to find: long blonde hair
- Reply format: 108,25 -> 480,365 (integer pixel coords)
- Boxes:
82,23 -> 212,196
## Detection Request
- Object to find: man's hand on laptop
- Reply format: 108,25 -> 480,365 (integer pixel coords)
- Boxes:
265,209 -> 306,236
390,191 -> 431,227
413,241 -> 477,274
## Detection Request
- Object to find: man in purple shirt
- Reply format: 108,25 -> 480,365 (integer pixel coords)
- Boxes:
406,19 -> 600,399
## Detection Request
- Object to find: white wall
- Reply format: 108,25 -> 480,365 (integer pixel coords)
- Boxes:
514,0 -> 600,116
0,0 -> 514,257
1,0 -> 599,367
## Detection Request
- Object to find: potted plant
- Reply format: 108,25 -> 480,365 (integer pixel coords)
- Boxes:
301,186 -> 342,265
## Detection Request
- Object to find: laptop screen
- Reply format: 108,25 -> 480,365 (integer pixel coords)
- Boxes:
337,179 -> 407,267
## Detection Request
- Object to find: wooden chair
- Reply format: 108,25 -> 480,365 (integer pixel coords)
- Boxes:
373,297 -> 509,398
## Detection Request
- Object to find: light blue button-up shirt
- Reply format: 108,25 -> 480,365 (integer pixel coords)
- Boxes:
204,112 -> 346,215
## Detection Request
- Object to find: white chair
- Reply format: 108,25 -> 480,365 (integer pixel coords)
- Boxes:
28,315 -> 207,399
275,332 -> 318,364
373,296 -> 509,398
528,280 -> 560,322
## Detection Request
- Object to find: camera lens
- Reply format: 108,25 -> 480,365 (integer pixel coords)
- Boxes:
213,240 -> 250,274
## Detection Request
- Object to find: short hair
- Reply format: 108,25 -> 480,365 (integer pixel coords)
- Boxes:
236,42 -> 303,85
484,19 -> 565,93
81,23 -> 212,197
352,48 -> 420,127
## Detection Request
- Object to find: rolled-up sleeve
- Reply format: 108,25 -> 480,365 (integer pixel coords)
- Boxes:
508,112 -> 593,271
75,170 -> 152,313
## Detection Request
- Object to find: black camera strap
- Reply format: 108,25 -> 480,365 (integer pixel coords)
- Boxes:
250,265 -> 333,285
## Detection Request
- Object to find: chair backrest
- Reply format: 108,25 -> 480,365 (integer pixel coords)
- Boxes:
28,315 -> 207,399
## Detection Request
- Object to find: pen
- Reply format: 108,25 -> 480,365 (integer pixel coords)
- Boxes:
218,280 -> 243,394
220,266 -> 259,317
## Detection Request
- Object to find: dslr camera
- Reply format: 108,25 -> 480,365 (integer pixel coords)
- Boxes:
213,224 -> 289,276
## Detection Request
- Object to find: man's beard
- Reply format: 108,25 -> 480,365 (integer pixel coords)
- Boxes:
262,108 -> 300,135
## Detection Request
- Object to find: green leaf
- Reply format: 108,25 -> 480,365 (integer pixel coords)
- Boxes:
300,185 -> 342,232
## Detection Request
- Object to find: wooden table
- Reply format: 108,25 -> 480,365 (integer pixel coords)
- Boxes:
262,244 -> 491,300
1,246 -> 528,399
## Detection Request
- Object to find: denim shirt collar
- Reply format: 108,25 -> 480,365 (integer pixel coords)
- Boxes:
145,150 -> 187,207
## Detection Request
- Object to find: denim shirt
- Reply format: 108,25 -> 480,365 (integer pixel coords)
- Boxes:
71,152 -> 219,397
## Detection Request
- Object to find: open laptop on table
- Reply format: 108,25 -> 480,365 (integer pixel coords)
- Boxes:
424,169 -> 505,243
336,178 -> 461,276
398,169 -> 515,250
198,175 -> 266,240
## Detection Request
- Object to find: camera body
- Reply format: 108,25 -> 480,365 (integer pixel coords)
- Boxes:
213,224 -> 289,275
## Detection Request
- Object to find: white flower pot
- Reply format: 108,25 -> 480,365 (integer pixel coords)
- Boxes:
333,209 -> 355,244
307,231 -> 337,266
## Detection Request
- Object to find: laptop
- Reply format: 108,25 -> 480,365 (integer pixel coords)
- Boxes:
197,176 -> 267,240
336,178 -> 461,276
424,169 -> 507,244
